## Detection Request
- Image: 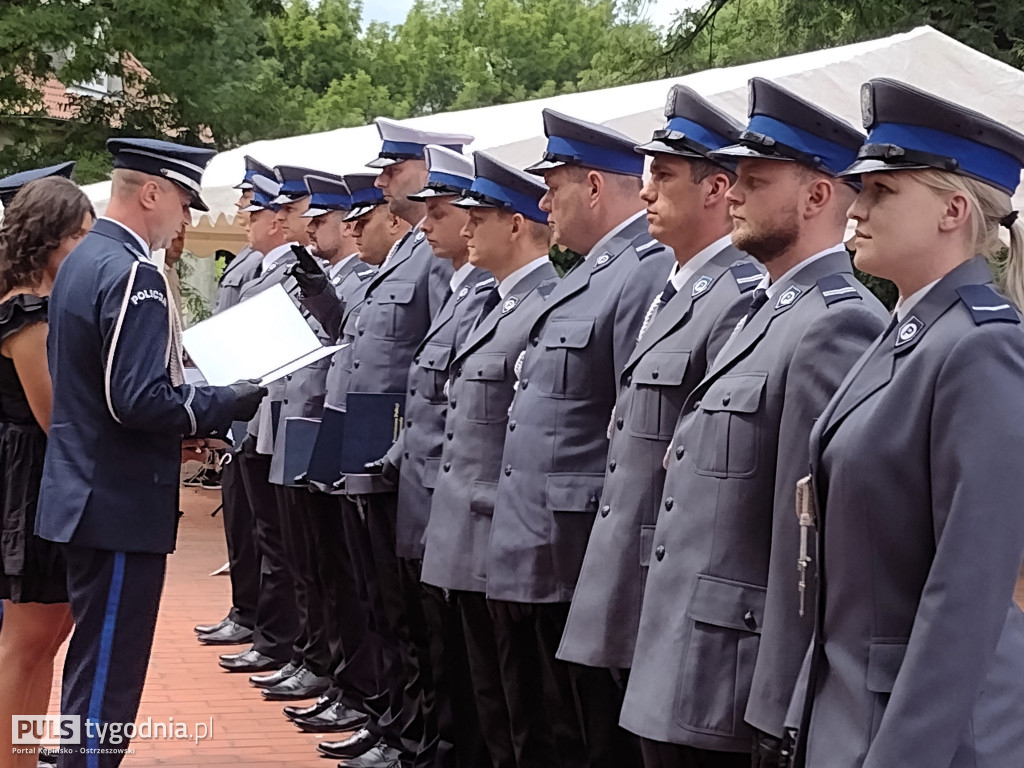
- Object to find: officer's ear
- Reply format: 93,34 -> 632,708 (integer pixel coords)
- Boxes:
139,179 -> 164,211
937,190 -> 972,235
586,170 -> 604,209
509,212 -> 525,240
802,173 -> 836,220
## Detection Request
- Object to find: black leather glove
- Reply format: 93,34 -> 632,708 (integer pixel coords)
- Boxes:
363,455 -> 399,486
228,379 -> 267,422
289,244 -> 329,297
751,731 -> 789,768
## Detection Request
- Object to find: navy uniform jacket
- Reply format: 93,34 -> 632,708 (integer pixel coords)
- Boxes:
387,267 -> 494,559
36,219 -> 236,554
620,249 -> 887,751
421,260 -> 558,592
268,256 -> 376,485
336,228 -> 452,410
559,244 -> 761,669
214,245 -> 263,314
793,257 -> 1024,768
486,213 -> 673,603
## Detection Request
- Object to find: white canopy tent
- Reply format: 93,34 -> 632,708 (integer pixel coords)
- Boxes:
82,26 -> 1024,227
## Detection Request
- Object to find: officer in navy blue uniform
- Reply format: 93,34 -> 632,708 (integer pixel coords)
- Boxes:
0,160 -> 76,207
35,138 -> 265,767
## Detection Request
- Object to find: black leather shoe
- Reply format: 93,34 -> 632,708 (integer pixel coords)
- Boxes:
194,616 -> 230,635
250,660 -> 300,688
197,620 -> 253,646
284,693 -> 335,721
262,666 -> 332,701
338,744 -> 401,768
218,649 -> 284,673
219,646 -> 253,663
293,701 -> 369,733
317,729 -> 377,760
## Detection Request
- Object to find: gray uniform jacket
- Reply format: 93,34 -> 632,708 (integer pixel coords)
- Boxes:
268,257 -> 376,485
214,246 -> 264,314
420,260 -> 558,593
335,228 -> 452,411
387,268 -> 495,559
486,213 -> 674,603
620,248 -> 888,751
793,256 -> 1024,768
558,245 -> 761,669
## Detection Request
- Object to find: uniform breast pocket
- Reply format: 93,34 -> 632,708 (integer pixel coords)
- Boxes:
627,350 -> 691,439
464,353 -> 509,424
690,373 -> 767,478
533,318 -> 595,399
371,281 -> 418,341
866,640 -> 908,740
416,341 -> 453,404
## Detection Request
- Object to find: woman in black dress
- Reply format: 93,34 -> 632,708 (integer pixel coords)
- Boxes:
0,176 -> 93,767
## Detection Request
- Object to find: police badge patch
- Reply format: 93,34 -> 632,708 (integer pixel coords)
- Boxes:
502,297 -> 518,314
458,286 -> 470,300
895,315 -> 924,347
775,286 -> 802,309
691,276 -> 712,298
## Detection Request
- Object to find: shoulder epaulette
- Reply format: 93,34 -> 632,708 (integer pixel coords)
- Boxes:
634,238 -> 667,260
537,279 -> 559,298
475,277 -> 497,292
817,274 -> 862,306
729,262 -> 763,293
955,284 -> 1020,324
356,266 -> 376,280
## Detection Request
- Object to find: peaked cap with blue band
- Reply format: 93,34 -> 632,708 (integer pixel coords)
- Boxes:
525,108 -> 645,178
636,85 -> 744,167
408,145 -> 474,201
107,137 -> 216,211
301,173 -> 351,218
234,155 -> 274,190
366,117 -> 474,169
239,174 -> 282,213
342,173 -> 387,222
271,165 -> 322,204
0,161 -> 76,207
838,78 -> 1024,195
710,78 -> 864,177
454,151 -> 548,224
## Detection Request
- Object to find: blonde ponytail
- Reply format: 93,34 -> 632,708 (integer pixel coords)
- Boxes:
914,169 -> 1024,309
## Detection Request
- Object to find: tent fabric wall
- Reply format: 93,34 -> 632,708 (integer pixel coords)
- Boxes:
82,26 -> 1024,243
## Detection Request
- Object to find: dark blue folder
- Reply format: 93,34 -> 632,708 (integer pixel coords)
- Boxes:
338,392 -> 406,474
307,407 -> 347,485
281,417 -> 321,487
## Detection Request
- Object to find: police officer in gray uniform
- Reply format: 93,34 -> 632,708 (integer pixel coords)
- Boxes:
219,172 -> 306,673
258,173 -> 376,704
421,151 -> 557,768
559,86 -> 762,673
195,155 -> 274,647
486,110 -> 673,768
368,145 -> 493,768
789,79 -> 1024,768
620,78 -> 889,768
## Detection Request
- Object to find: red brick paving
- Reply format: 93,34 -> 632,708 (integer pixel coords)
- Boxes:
47,488 -> 336,766
40,488 -> 1024,765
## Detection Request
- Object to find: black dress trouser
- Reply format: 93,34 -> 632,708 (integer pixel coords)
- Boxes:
220,454 -> 258,630
640,739 -> 749,768
487,600 -> 642,768
237,443 -> 297,662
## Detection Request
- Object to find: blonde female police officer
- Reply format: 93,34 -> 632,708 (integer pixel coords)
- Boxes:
790,79 -> 1024,768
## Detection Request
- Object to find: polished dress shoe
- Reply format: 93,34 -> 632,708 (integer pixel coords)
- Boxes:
197,619 -> 253,646
293,701 -> 368,733
283,693 -> 335,721
317,729 -> 377,760
194,616 -> 230,635
218,649 -> 284,673
262,666 -> 331,701
338,744 -> 401,768
250,661 -> 300,689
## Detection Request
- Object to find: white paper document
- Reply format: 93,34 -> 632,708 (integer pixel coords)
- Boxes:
183,284 -> 340,387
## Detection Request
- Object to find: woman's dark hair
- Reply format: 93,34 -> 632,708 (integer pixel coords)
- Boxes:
0,176 -> 94,295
